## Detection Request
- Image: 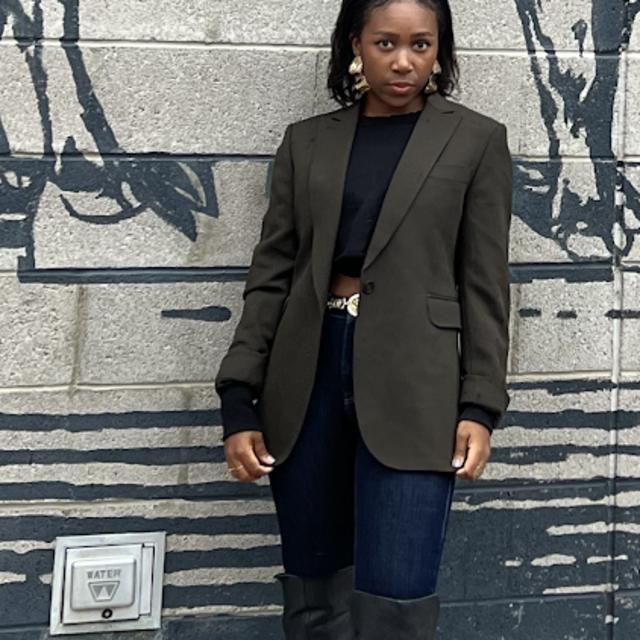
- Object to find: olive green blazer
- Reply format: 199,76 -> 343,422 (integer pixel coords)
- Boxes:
215,91 -> 513,472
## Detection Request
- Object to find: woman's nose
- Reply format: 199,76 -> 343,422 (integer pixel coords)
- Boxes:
392,51 -> 413,71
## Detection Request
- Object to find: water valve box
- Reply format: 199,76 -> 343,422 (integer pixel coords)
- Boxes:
50,532 -> 165,635
64,544 -> 141,623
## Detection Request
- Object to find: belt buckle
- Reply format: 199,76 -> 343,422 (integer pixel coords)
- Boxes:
346,293 -> 359,317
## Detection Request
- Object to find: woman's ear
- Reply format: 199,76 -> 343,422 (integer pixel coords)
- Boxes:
351,36 -> 360,58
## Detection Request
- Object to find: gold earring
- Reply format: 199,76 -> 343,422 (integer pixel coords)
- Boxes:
348,54 -> 370,94
424,59 -> 442,94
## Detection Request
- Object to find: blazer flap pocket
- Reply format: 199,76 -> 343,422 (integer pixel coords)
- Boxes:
426,295 -> 462,329
428,163 -> 472,183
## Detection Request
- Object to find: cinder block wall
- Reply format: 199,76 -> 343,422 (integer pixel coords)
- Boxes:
0,0 -> 638,637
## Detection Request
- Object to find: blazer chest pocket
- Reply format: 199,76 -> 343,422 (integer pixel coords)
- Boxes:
426,294 -> 462,329
427,163 -> 472,184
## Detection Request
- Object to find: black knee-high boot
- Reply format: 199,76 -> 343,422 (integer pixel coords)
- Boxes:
274,564 -> 355,639
351,588 -> 440,639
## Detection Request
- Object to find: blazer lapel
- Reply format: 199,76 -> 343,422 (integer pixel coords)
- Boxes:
309,92 -> 462,311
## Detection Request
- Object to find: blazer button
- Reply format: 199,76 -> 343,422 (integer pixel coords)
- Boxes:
362,281 -> 375,294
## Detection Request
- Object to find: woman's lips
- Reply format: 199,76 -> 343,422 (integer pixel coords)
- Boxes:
389,83 -> 413,95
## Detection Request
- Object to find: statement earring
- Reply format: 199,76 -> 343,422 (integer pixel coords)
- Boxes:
348,54 -> 370,94
424,59 -> 442,94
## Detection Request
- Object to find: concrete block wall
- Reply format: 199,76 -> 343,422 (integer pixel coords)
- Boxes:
0,0 -> 638,637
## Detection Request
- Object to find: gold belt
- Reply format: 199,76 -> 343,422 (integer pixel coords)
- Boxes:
326,292 -> 360,317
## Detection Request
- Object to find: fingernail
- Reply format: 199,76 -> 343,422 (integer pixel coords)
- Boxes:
452,456 -> 464,468
265,455 -> 275,464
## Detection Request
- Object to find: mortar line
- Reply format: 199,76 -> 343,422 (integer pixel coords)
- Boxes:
0,37 -> 634,56
604,6 -> 631,634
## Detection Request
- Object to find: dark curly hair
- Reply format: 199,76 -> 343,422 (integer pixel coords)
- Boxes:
327,0 -> 459,107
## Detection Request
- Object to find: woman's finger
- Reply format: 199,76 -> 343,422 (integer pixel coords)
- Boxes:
239,444 -> 275,480
456,442 -> 489,480
252,432 -> 276,467
451,428 -> 469,469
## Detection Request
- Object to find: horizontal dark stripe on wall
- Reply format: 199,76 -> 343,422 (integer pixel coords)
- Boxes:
0,384 -> 628,432
0,496 -> 613,549
14,262 -> 620,285
0,481 -> 273,501
0,443 -> 631,467
16,265 -> 250,284
0,512 -> 280,541
0,581 -> 283,629
0,409 -> 220,431
509,261 -> 614,283
0,547 -> 281,575
507,378 -> 616,396
0,475 -> 616,502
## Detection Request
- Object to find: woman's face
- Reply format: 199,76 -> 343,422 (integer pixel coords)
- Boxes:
351,0 -> 440,115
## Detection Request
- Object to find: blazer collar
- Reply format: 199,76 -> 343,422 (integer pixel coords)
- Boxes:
309,91 -> 462,311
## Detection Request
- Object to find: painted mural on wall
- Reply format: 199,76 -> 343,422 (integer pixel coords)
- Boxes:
0,0 -> 222,281
0,0 -> 639,638
513,0 -> 636,260
0,0 -> 637,274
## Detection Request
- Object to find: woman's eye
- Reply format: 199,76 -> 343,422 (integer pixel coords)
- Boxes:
376,39 -> 430,50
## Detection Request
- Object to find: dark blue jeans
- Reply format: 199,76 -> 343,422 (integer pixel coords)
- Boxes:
268,305 -> 456,599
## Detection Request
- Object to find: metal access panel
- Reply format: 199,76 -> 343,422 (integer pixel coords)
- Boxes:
49,532 -> 166,635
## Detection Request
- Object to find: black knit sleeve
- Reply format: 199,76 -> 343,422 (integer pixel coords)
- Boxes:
217,382 -> 262,441
458,402 -> 499,434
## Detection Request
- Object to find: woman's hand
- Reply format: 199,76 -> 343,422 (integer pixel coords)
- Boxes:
451,420 -> 491,480
224,431 -> 276,483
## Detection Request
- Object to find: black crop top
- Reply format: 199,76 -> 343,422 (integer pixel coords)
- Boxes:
217,104 -> 499,440
332,102 -> 421,276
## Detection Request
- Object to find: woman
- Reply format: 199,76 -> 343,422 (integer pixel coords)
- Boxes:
215,0 -> 513,638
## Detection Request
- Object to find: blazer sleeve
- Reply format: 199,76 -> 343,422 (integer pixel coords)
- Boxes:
455,122 -> 513,428
214,123 -> 298,400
